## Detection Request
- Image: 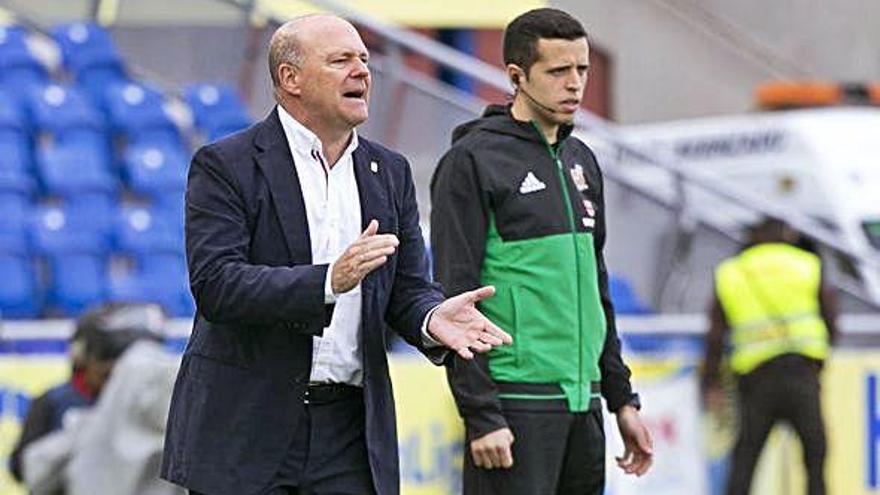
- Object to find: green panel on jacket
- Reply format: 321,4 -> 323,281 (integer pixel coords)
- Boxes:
480,214 -> 606,412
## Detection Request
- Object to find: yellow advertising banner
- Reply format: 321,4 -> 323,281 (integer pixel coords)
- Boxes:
2,349 -> 880,494
389,354 -> 463,495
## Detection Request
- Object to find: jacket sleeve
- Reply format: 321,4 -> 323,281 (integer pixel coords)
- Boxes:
592,162 -> 639,413
431,146 -> 508,439
186,144 -> 331,330
9,393 -> 55,482
383,153 -> 446,359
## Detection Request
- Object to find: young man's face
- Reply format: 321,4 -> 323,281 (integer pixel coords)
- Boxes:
520,37 -> 590,126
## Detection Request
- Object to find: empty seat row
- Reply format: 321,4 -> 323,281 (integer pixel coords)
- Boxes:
0,193 -> 183,257
0,129 -> 188,197
0,253 -> 194,318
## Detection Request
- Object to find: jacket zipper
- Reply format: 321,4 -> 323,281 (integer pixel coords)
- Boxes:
531,122 -> 584,409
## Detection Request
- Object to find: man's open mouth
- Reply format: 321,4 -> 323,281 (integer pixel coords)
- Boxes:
343,89 -> 366,99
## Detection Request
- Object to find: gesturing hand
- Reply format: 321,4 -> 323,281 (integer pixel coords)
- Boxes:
332,220 -> 398,294
428,286 -> 512,359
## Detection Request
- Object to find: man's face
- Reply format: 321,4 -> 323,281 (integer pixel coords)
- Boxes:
521,37 -> 590,125
295,19 -> 371,131
83,358 -> 115,395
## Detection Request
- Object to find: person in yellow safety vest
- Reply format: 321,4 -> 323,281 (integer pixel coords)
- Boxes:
702,217 -> 839,495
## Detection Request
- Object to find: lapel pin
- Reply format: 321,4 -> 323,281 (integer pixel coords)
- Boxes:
370,161 -> 378,173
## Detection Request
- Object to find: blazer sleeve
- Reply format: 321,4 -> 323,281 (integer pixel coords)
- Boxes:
431,146 -> 508,439
383,153 -> 446,354
186,144 -> 330,330
592,160 -> 639,412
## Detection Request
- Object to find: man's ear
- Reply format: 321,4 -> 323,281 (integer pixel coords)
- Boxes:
277,62 -> 302,96
506,64 -> 525,89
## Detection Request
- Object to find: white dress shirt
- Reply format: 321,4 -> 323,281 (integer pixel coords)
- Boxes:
278,105 -> 366,386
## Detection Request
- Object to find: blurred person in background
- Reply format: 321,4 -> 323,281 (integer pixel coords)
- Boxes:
160,14 -> 510,495
430,8 -> 652,494
9,302 -> 165,494
702,217 -> 839,495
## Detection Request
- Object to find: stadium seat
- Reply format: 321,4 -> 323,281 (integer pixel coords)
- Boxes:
0,86 -> 29,130
31,195 -> 116,255
27,83 -> 106,138
0,136 -> 34,194
104,81 -> 181,145
183,82 -> 251,140
110,253 -> 194,317
47,253 -> 108,316
115,205 -> 184,255
150,188 -> 185,222
122,140 -> 188,196
0,193 -> 31,255
608,274 -> 653,314
37,140 -> 116,196
206,118 -> 252,142
50,21 -> 121,74
0,25 -> 49,96
0,254 -> 41,319
50,21 -> 130,104
0,90 -> 35,194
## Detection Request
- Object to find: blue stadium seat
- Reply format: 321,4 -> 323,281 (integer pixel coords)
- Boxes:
27,83 -> 105,138
184,82 -> 251,140
50,21 -> 129,104
0,25 -> 49,96
0,86 -> 30,130
0,193 -> 31,255
31,195 -> 116,255
0,90 -> 34,194
50,22 -> 121,74
608,274 -> 653,314
104,81 -> 180,145
152,192 -> 185,232
37,140 -> 116,196
110,253 -> 194,317
47,253 -> 108,316
0,254 -> 41,318
206,118 -> 252,142
115,205 -> 183,255
122,141 -> 188,196
0,136 -> 34,194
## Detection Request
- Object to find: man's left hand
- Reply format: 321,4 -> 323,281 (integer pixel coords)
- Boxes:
428,286 -> 512,359
615,405 -> 653,476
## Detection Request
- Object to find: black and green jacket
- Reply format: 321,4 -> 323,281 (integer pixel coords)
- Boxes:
430,105 -> 636,439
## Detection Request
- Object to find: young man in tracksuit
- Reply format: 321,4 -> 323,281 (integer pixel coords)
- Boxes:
430,8 -> 653,495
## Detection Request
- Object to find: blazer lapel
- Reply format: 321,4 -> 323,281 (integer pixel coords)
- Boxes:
352,143 -> 390,294
254,109 -> 312,263
352,144 -> 388,232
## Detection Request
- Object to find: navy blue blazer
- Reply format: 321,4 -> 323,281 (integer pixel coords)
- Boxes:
160,109 -> 445,495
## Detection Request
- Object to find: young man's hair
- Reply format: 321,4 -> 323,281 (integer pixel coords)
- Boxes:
503,8 -> 588,74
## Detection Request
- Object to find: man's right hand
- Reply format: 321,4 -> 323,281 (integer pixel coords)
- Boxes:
470,427 -> 515,470
332,220 -> 399,294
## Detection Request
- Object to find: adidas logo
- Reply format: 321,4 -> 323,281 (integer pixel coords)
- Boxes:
518,171 -> 546,194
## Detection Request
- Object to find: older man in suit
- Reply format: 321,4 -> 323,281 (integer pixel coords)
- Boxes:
160,14 -> 511,495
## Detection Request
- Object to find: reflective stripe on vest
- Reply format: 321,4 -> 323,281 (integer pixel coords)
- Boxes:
715,243 -> 829,375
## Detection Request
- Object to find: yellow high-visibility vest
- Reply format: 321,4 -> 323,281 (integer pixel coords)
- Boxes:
715,243 -> 829,375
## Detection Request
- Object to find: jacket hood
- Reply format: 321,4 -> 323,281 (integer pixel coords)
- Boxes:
450,104 -> 575,145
